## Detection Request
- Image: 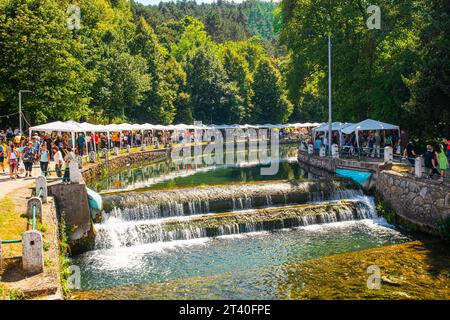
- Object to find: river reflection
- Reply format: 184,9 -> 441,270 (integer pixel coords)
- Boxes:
88,145 -> 309,192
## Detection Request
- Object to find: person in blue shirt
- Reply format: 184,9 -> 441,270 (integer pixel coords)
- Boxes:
39,143 -> 50,176
315,136 -> 322,150
76,134 -> 86,156
22,141 -> 36,177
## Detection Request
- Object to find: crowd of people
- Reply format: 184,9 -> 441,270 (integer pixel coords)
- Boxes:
0,125 -> 449,183
308,129 -> 449,182
0,127 -> 78,180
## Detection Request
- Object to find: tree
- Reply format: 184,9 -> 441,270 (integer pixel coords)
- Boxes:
251,58 -> 293,123
90,49 -> 150,123
404,0 -> 450,138
0,0 -> 94,124
222,46 -> 254,121
184,45 -> 243,124
280,0 -> 422,127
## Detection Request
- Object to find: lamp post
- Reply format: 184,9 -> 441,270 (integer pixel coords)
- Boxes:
19,90 -> 32,134
327,34 -> 332,156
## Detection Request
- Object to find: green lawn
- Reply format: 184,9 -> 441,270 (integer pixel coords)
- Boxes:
0,196 -> 27,258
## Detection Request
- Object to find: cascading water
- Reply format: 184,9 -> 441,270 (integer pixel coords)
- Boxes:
94,180 -> 378,250
102,180 -> 360,221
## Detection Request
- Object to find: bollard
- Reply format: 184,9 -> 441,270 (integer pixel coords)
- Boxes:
77,155 -> 83,169
113,147 -> 119,156
319,146 -> 326,157
88,151 -> 97,163
36,176 -> 48,203
22,230 -> 44,274
415,157 -> 425,178
307,144 -> 313,155
126,145 -> 131,153
331,144 -> 339,158
69,161 -> 81,183
27,197 -> 42,222
141,144 -> 146,151
384,146 -> 393,162
300,143 -> 305,152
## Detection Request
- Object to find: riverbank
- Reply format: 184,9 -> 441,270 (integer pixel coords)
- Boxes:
0,183 -> 62,299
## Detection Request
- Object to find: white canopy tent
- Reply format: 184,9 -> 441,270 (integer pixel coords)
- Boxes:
341,119 -> 400,135
29,121 -> 82,149
29,121 -> 324,151
312,122 -> 353,146
341,119 -> 400,149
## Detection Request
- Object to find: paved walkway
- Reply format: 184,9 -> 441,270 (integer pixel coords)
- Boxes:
0,164 -> 43,199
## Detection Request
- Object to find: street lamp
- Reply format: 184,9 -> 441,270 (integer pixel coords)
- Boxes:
327,33 -> 332,156
19,90 -> 33,134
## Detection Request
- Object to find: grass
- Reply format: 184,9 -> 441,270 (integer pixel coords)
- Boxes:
58,218 -> 72,297
0,196 -> 27,258
375,197 -> 396,224
0,283 -> 25,300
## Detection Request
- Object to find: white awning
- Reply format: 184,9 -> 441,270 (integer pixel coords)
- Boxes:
341,119 -> 400,135
30,121 -> 80,132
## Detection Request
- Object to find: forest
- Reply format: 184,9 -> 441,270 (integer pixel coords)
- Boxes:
0,0 -> 448,141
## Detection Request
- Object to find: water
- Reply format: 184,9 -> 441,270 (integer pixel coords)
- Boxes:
74,143 -> 419,299
88,146 -> 303,192
72,218 -> 411,295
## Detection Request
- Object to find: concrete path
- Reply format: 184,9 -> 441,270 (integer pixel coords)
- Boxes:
0,164 -> 44,199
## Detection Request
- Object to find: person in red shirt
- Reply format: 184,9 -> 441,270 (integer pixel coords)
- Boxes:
91,133 -> 99,150
447,138 -> 450,158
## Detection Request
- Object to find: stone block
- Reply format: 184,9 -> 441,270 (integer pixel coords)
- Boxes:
88,151 -> 97,163
331,144 -> 339,158
384,147 -> 393,162
319,146 -> 326,157
26,197 -> 42,221
22,230 -> 44,274
36,175 -> 48,203
415,157 -> 425,178
70,161 -> 81,183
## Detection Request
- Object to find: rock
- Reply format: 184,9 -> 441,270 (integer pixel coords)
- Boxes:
419,187 -> 428,198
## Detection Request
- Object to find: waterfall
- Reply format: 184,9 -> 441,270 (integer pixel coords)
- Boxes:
102,180 -> 360,221
94,198 -> 377,250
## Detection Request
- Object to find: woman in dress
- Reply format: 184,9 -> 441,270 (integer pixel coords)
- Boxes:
437,144 -> 449,182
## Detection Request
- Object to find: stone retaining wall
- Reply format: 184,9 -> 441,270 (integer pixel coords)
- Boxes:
297,151 -> 450,233
81,148 -> 170,183
297,152 -> 390,174
376,170 -> 450,233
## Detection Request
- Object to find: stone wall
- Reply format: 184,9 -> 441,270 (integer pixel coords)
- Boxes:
48,182 -> 95,254
297,151 -> 450,233
297,151 -> 390,174
81,148 -> 170,183
376,170 -> 450,234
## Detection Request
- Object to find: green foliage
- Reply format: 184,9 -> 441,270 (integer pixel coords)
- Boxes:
437,216 -> 450,243
133,0 -> 278,43
251,58 -> 293,123
403,0 -> 450,139
0,0 -> 94,123
184,45 -> 244,124
280,0 -> 449,139
58,218 -> 71,297
375,197 -> 396,224
0,0 -> 281,126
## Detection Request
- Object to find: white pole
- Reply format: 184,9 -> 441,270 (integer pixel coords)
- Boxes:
19,91 -> 22,135
328,34 -> 332,156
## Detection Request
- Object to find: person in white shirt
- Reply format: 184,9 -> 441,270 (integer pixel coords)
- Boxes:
53,147 -> 65,178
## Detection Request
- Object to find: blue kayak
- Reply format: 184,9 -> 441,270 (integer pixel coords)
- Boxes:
336,169 -> 372,186
86,187 -> 103,217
